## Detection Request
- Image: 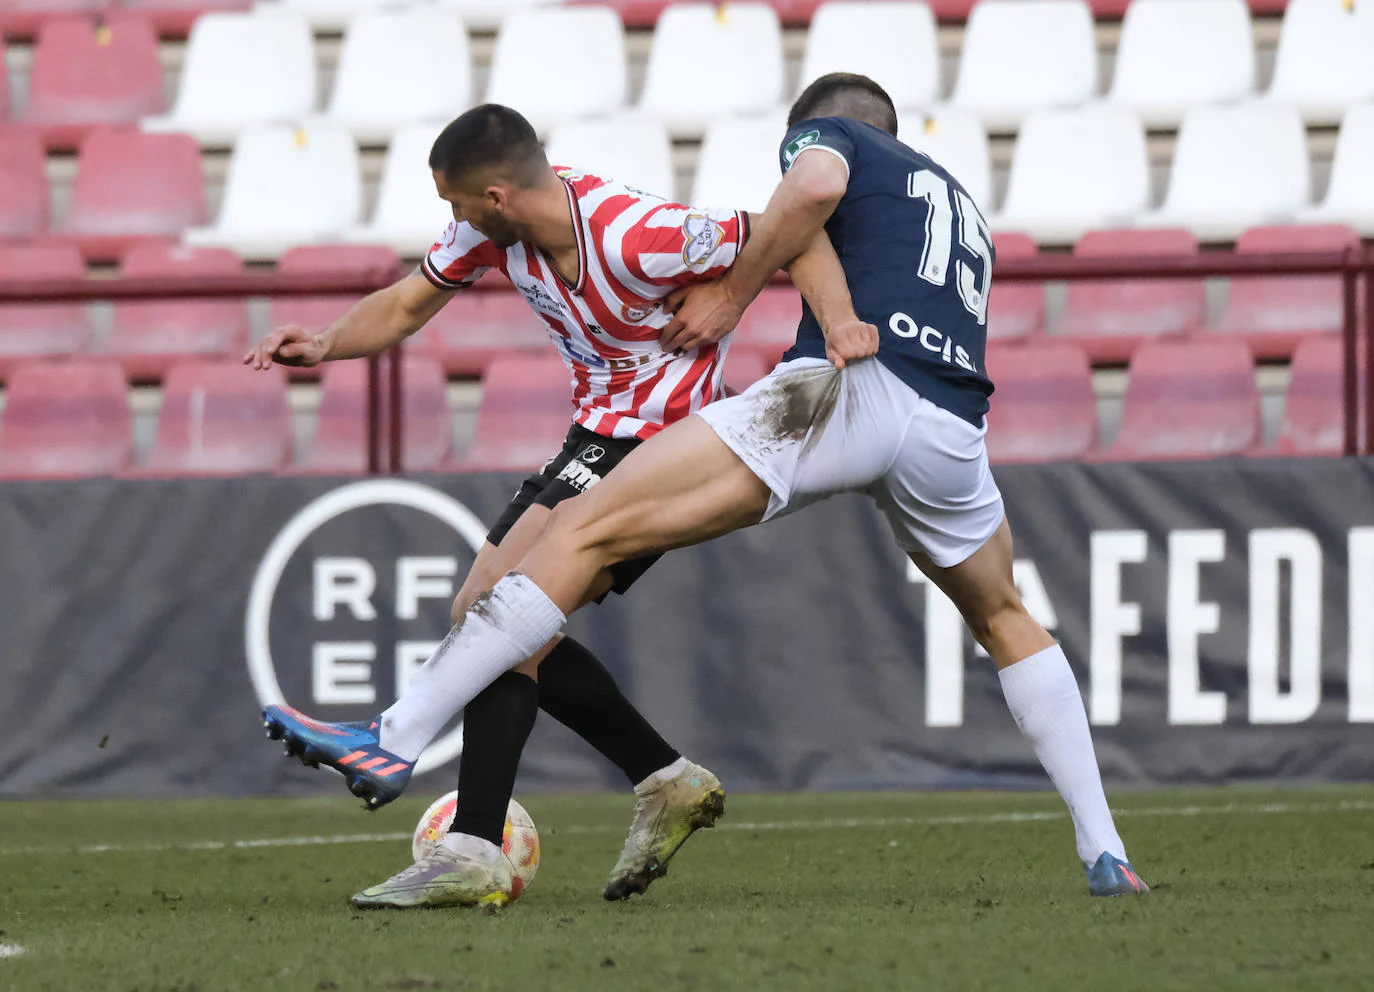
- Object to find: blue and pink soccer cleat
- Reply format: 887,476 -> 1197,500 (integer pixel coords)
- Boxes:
1086,852 -> 1150,896
262,704 -> 413,810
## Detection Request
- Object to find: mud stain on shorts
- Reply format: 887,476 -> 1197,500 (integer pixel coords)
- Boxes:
752,364 -> 842,454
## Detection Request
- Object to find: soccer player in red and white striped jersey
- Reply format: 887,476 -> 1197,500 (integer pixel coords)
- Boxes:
247,104 -> 750,908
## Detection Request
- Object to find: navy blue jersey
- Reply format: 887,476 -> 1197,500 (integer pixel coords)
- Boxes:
779,116 -> 995,426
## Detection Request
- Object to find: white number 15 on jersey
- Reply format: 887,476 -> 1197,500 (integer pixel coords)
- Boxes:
906,170 -> 993,326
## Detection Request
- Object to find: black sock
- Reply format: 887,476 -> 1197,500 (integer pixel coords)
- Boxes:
450,671 -> 539,847
537,635 -> 681,786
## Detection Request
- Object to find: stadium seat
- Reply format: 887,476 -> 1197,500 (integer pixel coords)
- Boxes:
0,244 -> 91,376
143,360 -> 291,474
1143,105 -> 1310,241
184,124 -> 362,260
545,115 -> 675,199
298,355 -> 452,473
995,107 -> 1149,244
0,360 -> 132,479
268,244 -> 402,348
273,0 -> 409,32
691,113 -> 787,214
458,351 -> 575,471
0,126 -> 49,239
57,129 -> 206,262
320,10 -> 469,144
407,289 -> 553,377
987,233 -> 1045,342
1106,0 -> 1255,128
1102,340 -> 1260,460
0,0 -> 105,38
117,0 -> 254,38
984,344 -> 1097,463
1267,0 -> 1374,125
105,244 -> 250,380
142,11 -> 316,145
950,0 -> 1097,130
639,3 -> 784,137
797,2 -> 939,111
1302,104 -> 1374,235
1271,335 -> 1346,457
1055,229 -> 1204,364
436,0 -> 565,31
342,122 -> 452,255
722,349 -> 771,395
486,7 -> 627,134
899,111 -> 992,213
731,286 -> 800,367
1210,224 -> 1361,361
21,17 -> 164,150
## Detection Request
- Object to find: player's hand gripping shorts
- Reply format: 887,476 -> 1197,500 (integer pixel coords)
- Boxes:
696,357 -> 1006,568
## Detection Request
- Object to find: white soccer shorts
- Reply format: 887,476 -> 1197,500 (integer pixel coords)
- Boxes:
697,357 -> 1005,568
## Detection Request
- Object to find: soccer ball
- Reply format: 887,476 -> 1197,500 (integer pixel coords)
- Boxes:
411,792 -> 541,897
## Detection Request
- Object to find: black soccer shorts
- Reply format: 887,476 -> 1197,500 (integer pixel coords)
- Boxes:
485,423 -> 660,597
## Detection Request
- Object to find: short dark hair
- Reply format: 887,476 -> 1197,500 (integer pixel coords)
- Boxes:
428,104 -> 549,189
788,73 -> 899,137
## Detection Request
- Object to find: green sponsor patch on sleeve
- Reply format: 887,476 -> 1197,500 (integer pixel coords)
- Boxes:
782,129 -> 822,169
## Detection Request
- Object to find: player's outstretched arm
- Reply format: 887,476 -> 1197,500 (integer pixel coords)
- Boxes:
660,149 -> 849,352
785,231 -> 878,370
243,269 -> 454,370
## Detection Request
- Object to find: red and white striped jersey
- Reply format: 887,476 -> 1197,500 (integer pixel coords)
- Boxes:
421,168 -> 750,440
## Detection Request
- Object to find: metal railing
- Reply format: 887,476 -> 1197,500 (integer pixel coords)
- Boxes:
2,247 -> 1370,469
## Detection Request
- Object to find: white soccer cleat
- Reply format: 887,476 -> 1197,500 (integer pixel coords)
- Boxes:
603,760 -> 726,900
351,846 -> 515,911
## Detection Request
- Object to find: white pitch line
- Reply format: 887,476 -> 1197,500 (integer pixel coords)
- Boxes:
0,944 -> 26,960
0,799 -> 1370,858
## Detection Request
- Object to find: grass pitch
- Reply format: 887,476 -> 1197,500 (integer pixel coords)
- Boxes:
2,786 -> 1372,992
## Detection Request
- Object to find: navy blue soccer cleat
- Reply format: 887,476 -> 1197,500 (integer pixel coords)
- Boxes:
1085,852 -> 1149,897
263,704 -> 413,810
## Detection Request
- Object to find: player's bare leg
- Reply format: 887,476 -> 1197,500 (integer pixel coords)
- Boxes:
911,520 -> 1147,896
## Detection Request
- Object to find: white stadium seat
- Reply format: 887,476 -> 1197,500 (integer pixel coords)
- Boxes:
185,124 -> 362,259
269,0 -> 407,33
898,111 -> 993,214
996,107 -> 1149,244
143,11 -> 316,146
1301,104 -> 1374,235
1142,105 -> 1310,241
640,3 -> 784,138
545,116 -> 676,200
486,7 -> 627,135
321,10 -> 471,144
1107,0 -> 1254,128
691,114 -> 788,214
343,123 -> 452,255
435,0 -> 564,32
950,0 -> 1096,131
1267,0 -> 1374,125
798,2 -> 940,111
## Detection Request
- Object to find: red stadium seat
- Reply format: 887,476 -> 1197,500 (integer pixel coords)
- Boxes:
0,360 -> 132,478
1102,339 -> 1260,460
142,360 -> 291,474
58,128 -> 206,261
0,243 -> 91,377
0,125 -> 49,239
731,287 -> 800,367
116,0 -> 254,38
408,289 -> 551,377
722,350 -> 770,395
0,0 -> 106,38
1055,228 -> 1205,364
1271,336 -> 1347,457
1210,224 -> 1362,361
457,352 -> 574,471
298,356 -> 452,474
988,233 -> 1045,343
268,245 -> 403,348
984,344 -> 1097,463
104,244 -> 249,379
21,18 -> 164,150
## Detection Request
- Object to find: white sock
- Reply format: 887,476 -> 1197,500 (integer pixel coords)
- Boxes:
440,831 -> 502,864
379,573 -> 566,762
634,756 -> 689,795
998,644 -> 1127,867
